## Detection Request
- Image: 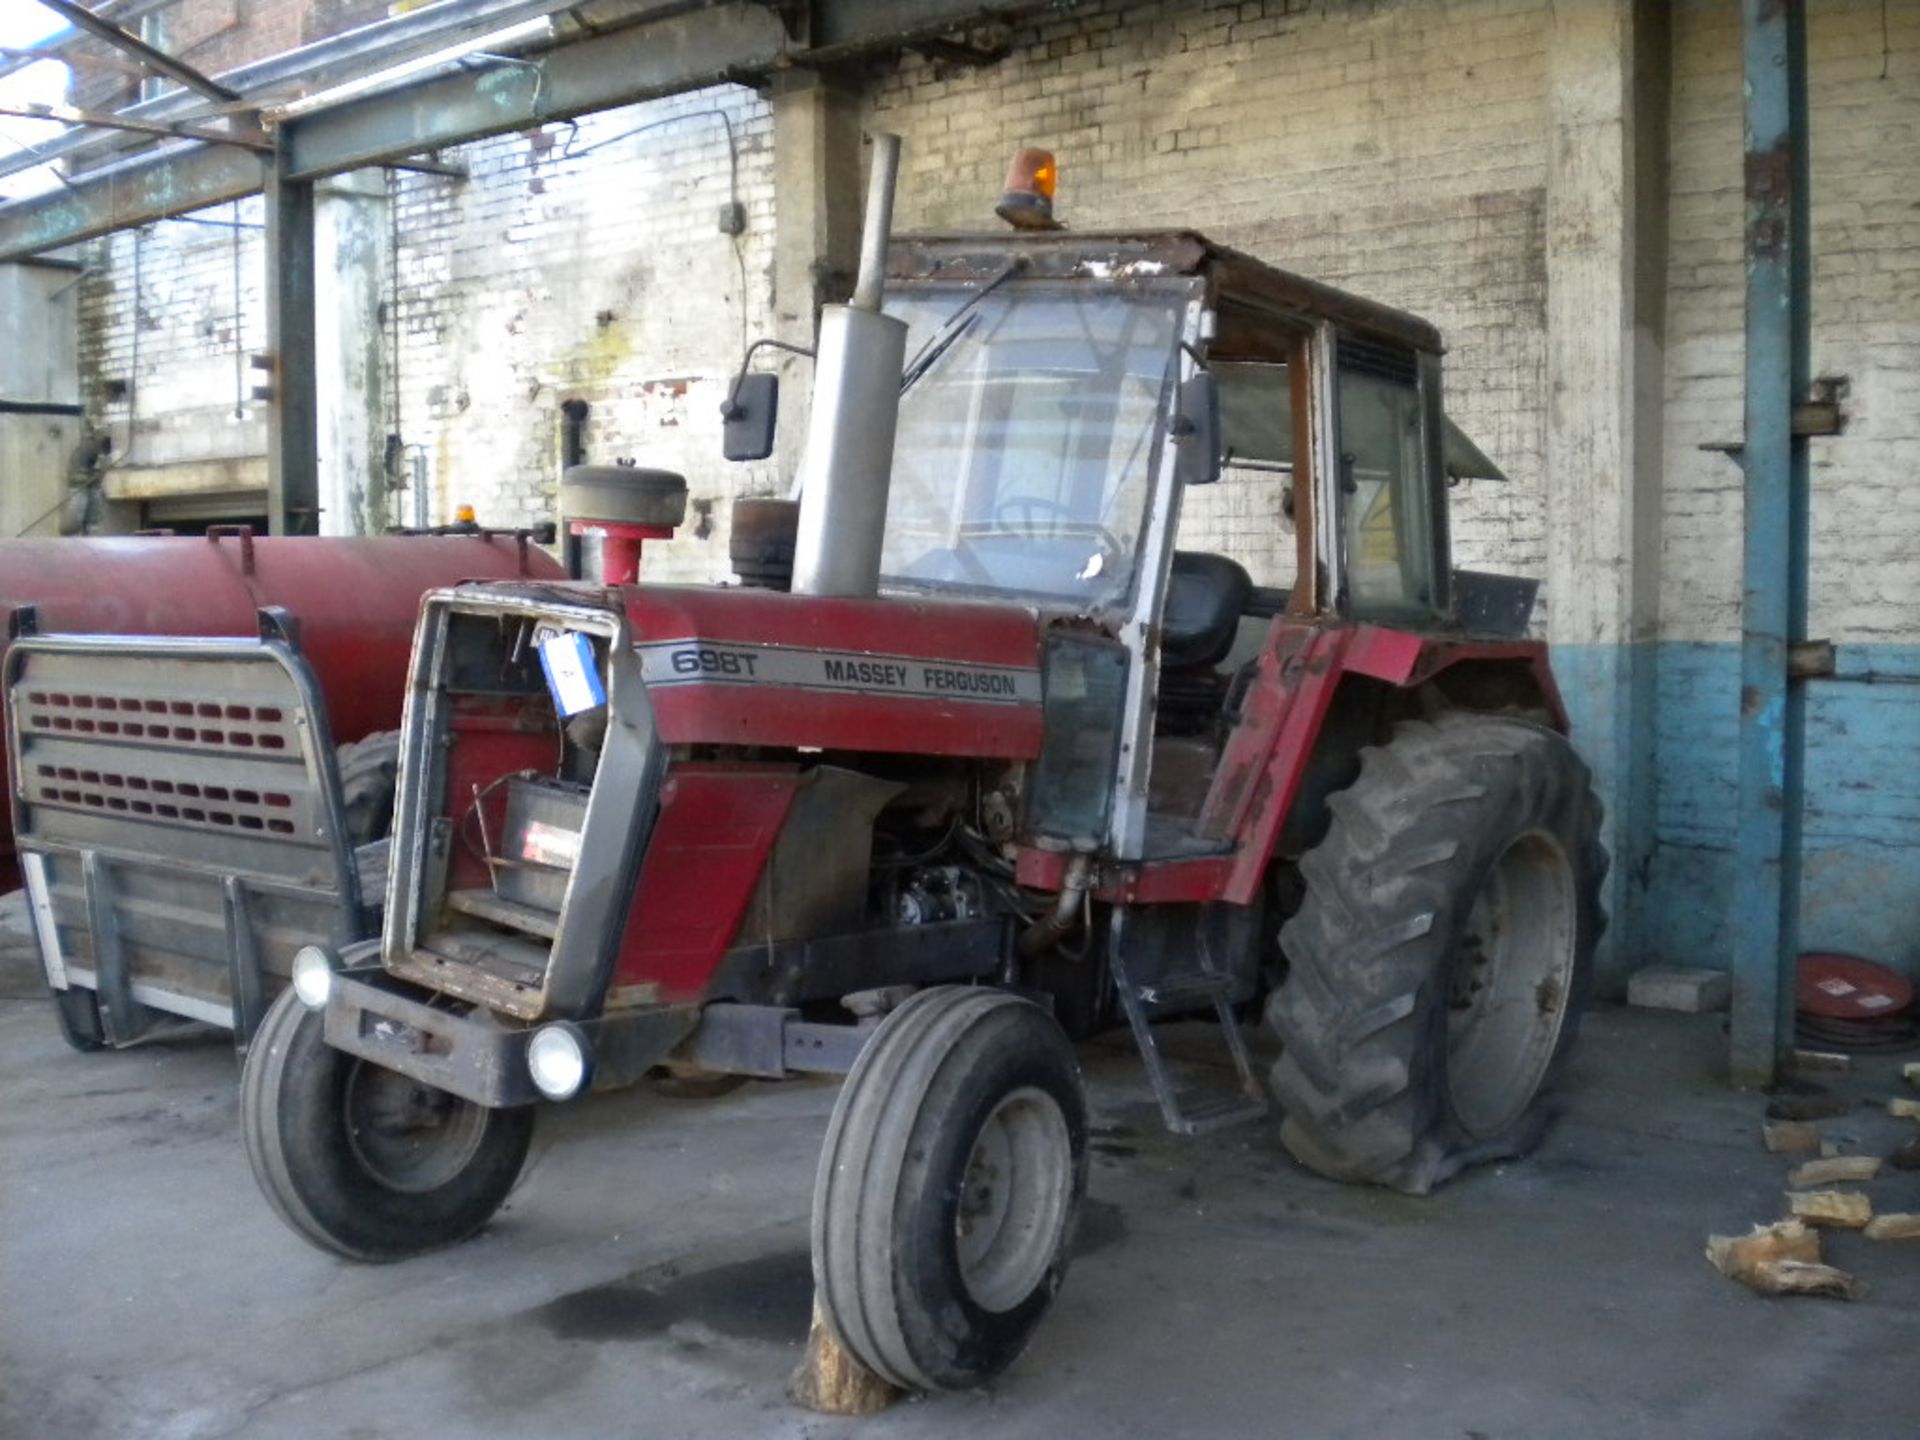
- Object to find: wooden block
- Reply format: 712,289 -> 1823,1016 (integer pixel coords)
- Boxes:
1627,966 -> 1730,1013
1706,1218 -> 1821,1279
1864,1212 -> 1920,1241
1746,1260 -> 1867,1300
1888,1097 -> 1920,1120
1763,1120 -> 1821,1154
1787,1189 -> 1873,1228
1787,1155 -> 1882,1187
1707,1219 -> 1864,1298
787,1298 -> 901,1416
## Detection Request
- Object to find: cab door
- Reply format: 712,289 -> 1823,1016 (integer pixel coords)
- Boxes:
1322,330 -> 1450,623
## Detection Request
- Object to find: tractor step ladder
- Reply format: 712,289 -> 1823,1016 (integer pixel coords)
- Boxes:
1108,910 -> 1269,1137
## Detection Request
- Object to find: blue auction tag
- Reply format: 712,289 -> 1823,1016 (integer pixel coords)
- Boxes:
537,631 -> 606,717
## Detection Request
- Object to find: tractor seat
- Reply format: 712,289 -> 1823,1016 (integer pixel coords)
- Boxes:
1163,551 -> 1253,670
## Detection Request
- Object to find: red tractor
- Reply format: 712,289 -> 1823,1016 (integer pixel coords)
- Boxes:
239,142 -> 1604,1393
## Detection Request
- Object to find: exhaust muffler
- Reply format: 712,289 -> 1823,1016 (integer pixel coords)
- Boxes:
789,132 -> 907,599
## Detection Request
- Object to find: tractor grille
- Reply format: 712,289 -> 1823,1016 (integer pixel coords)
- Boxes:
25,758 -> 299,836
13,681 -> 312,845
15,688 -> 294,751
6,638 -> 366,1039
10,646 -> 345,886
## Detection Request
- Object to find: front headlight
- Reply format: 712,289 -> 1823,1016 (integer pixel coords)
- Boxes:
527,1022 -> 593,1100
290,945 -> 335,1009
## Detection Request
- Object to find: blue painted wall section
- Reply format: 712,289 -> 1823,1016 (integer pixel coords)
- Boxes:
1551,642 -> 1658,996
1562,642 -> 1920,984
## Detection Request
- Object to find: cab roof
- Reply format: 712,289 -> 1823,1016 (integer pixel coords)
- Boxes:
887,229 -> 1442,354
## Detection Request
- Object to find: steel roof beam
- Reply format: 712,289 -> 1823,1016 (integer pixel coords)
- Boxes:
35,0 -> 242,104
0,0 -> 1073,261
0,100 -> 271,151
281,5 -> 776,179
0,0 -> 587,184
0,142 -> 267,253
0,0 -> 160,85
0,44 -> 145,76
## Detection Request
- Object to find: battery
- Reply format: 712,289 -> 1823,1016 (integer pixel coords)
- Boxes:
497,775 -> 590,912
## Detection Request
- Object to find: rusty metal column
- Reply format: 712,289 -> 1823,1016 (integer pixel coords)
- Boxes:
265,148 -> 319,535
1730,0 -> 1811,1085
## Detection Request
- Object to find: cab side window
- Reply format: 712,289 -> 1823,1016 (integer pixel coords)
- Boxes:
1336,336 -> 1438,617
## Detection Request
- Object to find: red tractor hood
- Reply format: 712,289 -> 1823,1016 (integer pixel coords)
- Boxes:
621,585 -> 1045,758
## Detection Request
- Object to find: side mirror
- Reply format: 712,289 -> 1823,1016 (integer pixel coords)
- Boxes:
1172,372 -> 1221,487
721,373 -> 779,462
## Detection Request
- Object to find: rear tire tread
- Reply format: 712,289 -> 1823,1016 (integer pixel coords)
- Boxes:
1266,713 -> 1607,1194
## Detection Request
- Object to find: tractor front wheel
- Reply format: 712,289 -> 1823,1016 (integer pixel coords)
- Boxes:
1266,713 -> 1606,1194
241,987 -> 534,1261
811,987 -> 1088,1392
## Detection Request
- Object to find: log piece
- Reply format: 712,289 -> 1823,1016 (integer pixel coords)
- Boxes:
1787,1190 -> 1873,1228
788,1299 -> 901,1416
1786,1155 -> 1881,1187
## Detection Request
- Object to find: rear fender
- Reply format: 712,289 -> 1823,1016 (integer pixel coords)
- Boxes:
1152,621 -> 1565,905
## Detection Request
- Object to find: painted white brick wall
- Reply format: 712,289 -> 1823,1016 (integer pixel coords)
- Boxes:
1662,0 -> 1920,646
390,86 -> 778,583
72,0 -> 1560,583
63,0 -> 1914,646
867,0 -> 1556,589
78,201 -> 270,475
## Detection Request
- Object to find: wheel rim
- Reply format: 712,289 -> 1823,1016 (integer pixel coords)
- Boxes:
1446,829 -> 1578,1138
953,1086 -> 1074,1313
343,1062 -> 489,1194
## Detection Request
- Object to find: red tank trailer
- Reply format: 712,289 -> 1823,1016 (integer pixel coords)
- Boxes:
0,529 -> 562,887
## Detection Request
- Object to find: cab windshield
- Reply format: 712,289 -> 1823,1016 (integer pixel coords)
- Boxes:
879,283 -> 1184,609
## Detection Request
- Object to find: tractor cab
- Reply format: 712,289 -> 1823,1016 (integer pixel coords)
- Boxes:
878,230 -> 1455,630
859,230 -> 1494,862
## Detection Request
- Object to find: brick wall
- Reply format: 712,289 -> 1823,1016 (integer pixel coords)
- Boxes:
55,0 -> 1920,976
389,87 -> 778,579
1647,0 -> 1920,975
1660,0 -> 1920,646
868,0 -> 1556,586
77,201 -> 269,480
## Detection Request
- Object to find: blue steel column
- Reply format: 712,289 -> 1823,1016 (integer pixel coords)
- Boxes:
265,146 -> 319,535
1730,0 -> 1811,1085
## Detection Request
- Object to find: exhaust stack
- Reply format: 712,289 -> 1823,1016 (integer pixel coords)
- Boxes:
789,133 -> 908,599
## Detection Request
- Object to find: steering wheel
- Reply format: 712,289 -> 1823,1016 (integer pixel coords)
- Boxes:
994,495 -> 1079,535
965,509 -> 1126,591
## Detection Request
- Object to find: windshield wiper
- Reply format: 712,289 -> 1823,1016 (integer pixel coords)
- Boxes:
899,257 -> 1027,393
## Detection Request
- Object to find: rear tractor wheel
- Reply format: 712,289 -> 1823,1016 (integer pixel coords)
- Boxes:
241,985 -> 534,1261
812,987 -> 1088,1392
1266,713 -> 1606,1194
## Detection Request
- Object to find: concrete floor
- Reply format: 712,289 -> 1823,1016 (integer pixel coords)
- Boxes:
4,897 -> 1919,1440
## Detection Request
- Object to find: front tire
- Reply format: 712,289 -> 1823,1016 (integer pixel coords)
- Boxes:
240,987 -> 534,1261
812,987 -> 1088,1392
1266,714 -> 1606,1194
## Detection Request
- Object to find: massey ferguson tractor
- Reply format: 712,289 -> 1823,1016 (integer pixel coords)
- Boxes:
18,137 -> 1605,1393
